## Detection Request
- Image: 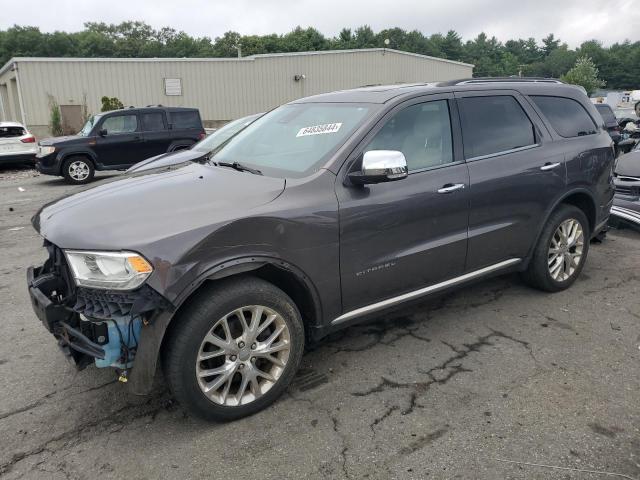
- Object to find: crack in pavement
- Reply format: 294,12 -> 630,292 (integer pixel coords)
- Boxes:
353,329 -> 536,430
286,392 -> 351,479
0,391 -> 173,476
0,379 -> 118,423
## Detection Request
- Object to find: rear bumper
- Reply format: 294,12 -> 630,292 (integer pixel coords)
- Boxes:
0,152 -> 36,164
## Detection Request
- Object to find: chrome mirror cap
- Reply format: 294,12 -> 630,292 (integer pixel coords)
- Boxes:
349,150 -> 408,185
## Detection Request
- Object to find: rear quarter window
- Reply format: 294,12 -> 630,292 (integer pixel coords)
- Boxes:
170,111 -> 202,129
531,96 -> 598,138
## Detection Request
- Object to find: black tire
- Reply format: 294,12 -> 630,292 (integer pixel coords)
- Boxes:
522,205 -> 590,292
162,277 -> 305,421
62,156 -> 95,184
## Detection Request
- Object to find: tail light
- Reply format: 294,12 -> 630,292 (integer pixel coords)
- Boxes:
21,135 -> 36,143
198,132 -> 206,140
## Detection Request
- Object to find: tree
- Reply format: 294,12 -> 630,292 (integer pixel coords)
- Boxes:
561,56 -> 605,95
0,22 -> 638,90
101,96 -> 124,112
541,34 -> 560,56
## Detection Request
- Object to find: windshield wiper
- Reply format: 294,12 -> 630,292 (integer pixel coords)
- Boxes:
215,161 -> 262,175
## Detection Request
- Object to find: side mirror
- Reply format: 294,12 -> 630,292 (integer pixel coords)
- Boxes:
99,129 -> 108,137
348,150 -> 408,185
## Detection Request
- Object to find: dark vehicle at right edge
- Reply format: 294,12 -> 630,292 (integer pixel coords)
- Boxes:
27,79 -> 614,421
594,103 -> 622,150
611,143 -> 640,230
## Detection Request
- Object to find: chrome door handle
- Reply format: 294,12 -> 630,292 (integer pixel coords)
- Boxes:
437,183 -> 465,194
540,162 -> 561,171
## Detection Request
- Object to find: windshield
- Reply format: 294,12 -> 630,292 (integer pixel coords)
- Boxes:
193,114 -> 262,153
210,103 -> 375,178
78,114 -> 102,136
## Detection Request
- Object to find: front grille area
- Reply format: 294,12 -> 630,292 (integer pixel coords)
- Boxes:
74,285 -> 171,320
615,185 -> 635,196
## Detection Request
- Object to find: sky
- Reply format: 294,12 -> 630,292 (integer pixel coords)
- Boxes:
2,0 -> 638,47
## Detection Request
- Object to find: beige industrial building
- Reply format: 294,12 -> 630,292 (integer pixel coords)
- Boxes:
0,48 -> 473,138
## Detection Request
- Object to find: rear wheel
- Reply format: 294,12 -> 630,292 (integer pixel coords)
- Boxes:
163,277 -> 305,421
522,205 -> 590,292
62,156 -> 94,184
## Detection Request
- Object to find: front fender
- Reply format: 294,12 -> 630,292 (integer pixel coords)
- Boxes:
128,256 -> 323,395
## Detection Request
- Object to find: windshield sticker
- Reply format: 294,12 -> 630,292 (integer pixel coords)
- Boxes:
296,123 -> 342,137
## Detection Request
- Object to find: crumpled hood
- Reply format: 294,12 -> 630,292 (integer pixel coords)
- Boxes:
126,148 -> 203,173
33,162 -> 285,252
615,150 -> 640,177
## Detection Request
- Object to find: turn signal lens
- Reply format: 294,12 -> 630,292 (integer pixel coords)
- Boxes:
127,256 -> 153,273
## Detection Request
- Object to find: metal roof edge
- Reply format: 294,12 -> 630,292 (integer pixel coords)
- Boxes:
0,48 -> 474,76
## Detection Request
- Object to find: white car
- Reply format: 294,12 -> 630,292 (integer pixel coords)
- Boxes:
0,122 -> 37,165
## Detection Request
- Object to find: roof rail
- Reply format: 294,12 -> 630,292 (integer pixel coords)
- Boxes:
447,77 -> 564,85
145,104 -> 164,107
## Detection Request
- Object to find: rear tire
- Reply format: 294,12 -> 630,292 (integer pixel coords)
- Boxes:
62,156 -> 94,184
163,277 -> 305,421
522,205 -> 590,292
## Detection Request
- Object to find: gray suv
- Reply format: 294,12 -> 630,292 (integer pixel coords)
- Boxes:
27,79 -> 615,421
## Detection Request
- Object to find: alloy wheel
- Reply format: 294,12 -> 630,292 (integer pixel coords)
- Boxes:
196,305 -> 291,406
69,160 -> 90,181
548,218 -> 584,282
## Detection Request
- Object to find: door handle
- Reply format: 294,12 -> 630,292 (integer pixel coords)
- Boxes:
540,162 -> 561,171
437,183 -> 465,194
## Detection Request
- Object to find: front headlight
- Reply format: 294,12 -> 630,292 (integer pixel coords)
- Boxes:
64,250 -> 153,290
36,146 -> 56,158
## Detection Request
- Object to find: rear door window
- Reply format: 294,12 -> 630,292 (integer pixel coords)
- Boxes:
531,95 -> 598,137
141,112 -> 166,131
101,114 -> 138,134
457,95 -> 536,159
170,111 -> 201,129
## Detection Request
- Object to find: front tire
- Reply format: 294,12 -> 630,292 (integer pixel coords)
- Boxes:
522,205 -> 590,292
163,277 -> 305,421
62,156 -> 95,184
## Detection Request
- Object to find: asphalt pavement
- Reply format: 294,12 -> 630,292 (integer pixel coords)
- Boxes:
0,166 -> 638,479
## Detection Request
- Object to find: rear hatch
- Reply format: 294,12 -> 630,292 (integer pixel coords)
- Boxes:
0,125 -> 36,155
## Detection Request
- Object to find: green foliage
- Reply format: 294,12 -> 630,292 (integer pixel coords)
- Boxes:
100,96 -> 124,112
560,56 -> 606,95
1,22 -> 639,89
48,95 -> 63,136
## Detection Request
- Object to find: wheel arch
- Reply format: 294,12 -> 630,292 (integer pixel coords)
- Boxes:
129,256 -> 323,395
526,188 -> 597,266
167,140 -> 195,152
58,150 -> 97,174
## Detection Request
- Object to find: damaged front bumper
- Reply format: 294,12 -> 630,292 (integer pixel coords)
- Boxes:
27,243 -> 172,377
